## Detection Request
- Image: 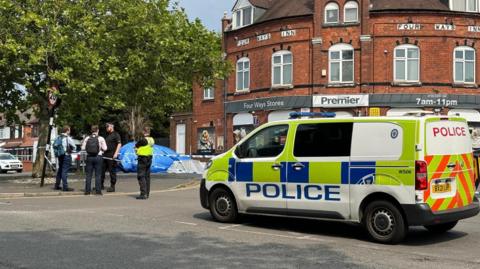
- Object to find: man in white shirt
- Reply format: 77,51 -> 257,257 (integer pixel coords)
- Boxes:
81,125 -> 107,195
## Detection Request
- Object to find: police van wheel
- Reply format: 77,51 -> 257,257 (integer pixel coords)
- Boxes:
424,221 -> 458,233
209,188 -> 238,223
364,200 -> 406,244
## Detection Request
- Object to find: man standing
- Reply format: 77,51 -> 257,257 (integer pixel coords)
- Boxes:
82,125 -> 107,195
101,123 -> 122,192
53,125 -> 76,192
135,127 -> 154,200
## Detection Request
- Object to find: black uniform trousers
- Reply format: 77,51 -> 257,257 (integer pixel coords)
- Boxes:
137,156 -> 152,196
101,158 -> 117,188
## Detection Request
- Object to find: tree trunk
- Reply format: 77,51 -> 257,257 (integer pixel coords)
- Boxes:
32,105 -> 52,178
123,106 -> 149,141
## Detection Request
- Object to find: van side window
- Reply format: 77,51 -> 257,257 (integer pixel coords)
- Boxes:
294,123 -> 353,157
235,125 -> 289,158
351,122 -> 404,161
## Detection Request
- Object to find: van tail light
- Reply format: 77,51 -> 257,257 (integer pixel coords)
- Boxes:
76,155 -> 81,161
415,160 -> 428,190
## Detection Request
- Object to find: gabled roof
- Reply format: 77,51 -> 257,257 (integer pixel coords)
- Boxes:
371,0 -> 450,12
256,0 -> 314,23
250,0 -> 275,9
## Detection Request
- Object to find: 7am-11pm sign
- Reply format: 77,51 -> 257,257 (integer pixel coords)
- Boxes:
313,94 -> 369,108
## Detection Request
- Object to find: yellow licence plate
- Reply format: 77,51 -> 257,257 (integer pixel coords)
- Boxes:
432,183 -> 451,193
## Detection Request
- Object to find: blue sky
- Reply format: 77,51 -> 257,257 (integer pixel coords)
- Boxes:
175,0 -> 234,32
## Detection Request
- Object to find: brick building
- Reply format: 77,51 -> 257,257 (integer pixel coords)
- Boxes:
171,0 -> 480,155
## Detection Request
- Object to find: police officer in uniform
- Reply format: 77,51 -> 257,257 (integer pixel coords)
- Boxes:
135,127 -> 154,200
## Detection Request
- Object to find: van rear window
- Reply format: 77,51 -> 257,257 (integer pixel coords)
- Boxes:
426,120 -> 472,155
294,123 -> 353,157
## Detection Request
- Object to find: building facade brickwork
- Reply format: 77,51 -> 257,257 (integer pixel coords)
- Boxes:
171,0 -> 480,155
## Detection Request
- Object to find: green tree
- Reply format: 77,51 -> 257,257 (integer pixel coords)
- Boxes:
0,0 -> 229,177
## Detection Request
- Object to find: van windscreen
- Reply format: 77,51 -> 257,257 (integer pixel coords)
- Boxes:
426,120 -> 472,156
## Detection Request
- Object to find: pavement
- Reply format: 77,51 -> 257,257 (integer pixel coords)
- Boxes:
0,173 -> 201,198
0,187 -> 479,269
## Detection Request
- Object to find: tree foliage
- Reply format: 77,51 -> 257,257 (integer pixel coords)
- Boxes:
0,0 -> 229,176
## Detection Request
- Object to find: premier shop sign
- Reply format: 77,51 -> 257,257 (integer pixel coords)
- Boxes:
313,95 -> 369,108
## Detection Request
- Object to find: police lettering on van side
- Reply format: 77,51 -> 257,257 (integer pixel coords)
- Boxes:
246,183 -> 341,201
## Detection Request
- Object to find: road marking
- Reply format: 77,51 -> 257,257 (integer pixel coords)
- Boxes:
0,201 -> 12,205
218,224 -> 244,230
175,221 -> 198,226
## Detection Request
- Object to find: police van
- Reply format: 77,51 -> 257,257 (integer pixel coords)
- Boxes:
199,113 -> 480,244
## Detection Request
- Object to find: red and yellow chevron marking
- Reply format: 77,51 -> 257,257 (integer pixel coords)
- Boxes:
424,153 -> 475,212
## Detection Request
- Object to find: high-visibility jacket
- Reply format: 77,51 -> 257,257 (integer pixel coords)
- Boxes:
137,137 -> 154,156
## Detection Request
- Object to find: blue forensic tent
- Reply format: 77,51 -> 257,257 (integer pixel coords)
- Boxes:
118,142 -> 189,173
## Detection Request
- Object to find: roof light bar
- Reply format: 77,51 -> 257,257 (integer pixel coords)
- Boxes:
289,112 -> 337,119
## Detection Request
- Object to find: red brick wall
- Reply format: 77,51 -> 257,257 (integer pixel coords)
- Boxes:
182,1 -> 480,153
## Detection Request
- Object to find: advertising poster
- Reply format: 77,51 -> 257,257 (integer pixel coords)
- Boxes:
197,128 -> 215,155
233,125 -> 254,144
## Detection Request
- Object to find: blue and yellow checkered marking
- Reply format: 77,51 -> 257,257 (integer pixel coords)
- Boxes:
229,158 -> 382,184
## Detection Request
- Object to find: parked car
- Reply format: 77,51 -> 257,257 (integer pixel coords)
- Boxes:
0,153 -> 23,173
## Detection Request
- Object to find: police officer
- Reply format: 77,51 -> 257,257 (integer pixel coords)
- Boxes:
135,127 -> 154,200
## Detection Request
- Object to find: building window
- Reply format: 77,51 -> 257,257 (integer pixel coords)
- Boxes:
0,126 -> 10,139
325,2 -> 340,24
454,47 -> 476,84
233,6 -> 254,29
451,0 -> 478,12
329,44 -> 354,83
344,1 -> 359,22
394,44 -> 420,82
203,87 -> 214,100
236,57 -> 250,91
272,51 -> 293,86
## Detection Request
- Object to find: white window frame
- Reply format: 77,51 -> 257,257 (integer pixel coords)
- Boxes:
454,46 -> 476,84
272,50 -> 293,87
344,1 -> 359,23
325,2 -> 340,24
203,87 -> 214,100
394,44 -> 420,83
0,126 -> 10,139
450,0 -> 479,12
329,44 -> 354,84
236,57 -> 250,92
233,6 -> 254,29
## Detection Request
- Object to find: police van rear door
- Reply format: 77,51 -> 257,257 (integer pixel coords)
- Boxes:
424,118 -> 475,212
286,121 -> 353,220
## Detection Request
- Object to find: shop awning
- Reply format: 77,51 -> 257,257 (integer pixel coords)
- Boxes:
386,108 -> 425,117
448,109 -> 480,122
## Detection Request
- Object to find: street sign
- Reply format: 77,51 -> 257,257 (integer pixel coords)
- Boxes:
47,86 -> 59,109
369,107 -> 381,117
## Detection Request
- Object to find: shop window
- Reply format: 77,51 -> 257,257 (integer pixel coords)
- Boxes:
325,2 -> 339,24
272,51 -> 293,87
236,57 -> 250,91
294,123 -> 353,157
454,47 -> 475,84
344,1 -> 359,23
203,87 -> 214,100
394,44 -> 420,83
233,6 -> 254,29
329,44 -> 354,84
235,125 -> 289,158
451,0 -> 478,12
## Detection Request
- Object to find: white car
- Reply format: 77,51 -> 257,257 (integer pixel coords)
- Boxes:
0,153 -> 23,173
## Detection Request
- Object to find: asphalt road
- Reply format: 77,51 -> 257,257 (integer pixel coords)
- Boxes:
0,188 -> 479,269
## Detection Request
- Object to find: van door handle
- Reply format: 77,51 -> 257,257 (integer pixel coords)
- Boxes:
447,163 -> 456,169
271,164 -> 282,170
292,163 -> 305,171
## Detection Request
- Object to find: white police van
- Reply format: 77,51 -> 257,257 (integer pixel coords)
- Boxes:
200,113 -> 480,243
